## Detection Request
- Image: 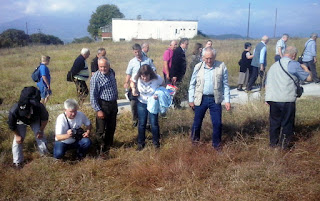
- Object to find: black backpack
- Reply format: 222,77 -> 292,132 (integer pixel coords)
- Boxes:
18,86 -> 41,106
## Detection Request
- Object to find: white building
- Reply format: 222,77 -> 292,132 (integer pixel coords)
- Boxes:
111,18 -> 198,42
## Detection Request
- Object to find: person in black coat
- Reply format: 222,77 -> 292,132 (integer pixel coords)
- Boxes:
237,42 -> 254,91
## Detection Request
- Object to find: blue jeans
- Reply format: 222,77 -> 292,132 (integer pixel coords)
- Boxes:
137,101 -> 160,147
54,138 -> 91,159
191,95 -> 222,148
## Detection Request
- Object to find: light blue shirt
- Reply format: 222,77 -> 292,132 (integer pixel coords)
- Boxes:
259,45 -> 267,64
189,62 -> 230,103
275,39 -> 286,55
302,39 -> 317,62
126,55 -> 156,79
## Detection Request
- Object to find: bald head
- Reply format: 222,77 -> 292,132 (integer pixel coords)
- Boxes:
283,46 -> 298,60
262,35 -> 269,44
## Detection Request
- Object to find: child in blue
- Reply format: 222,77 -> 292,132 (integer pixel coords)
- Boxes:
37,55 -> 51,104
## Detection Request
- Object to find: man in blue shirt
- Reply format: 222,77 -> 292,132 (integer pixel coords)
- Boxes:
37,55 -> 51,105
189,47 -> 231,151
90,56 -> 118,156
266,46 -> 312,149
302,33 -> 319,83
124,44 -> 156,127
247,35 -> 269,91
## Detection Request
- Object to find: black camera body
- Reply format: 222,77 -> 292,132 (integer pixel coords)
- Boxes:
71,128 -> 84,140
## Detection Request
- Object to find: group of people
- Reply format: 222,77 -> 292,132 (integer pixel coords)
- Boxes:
7,34 -> 317,167
237,33 -> 319,91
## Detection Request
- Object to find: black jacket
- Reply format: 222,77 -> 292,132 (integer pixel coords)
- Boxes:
169,47 -> 186,81
7,102 -> 48,131
91,56 -> 99,73
71,55 -> 86,75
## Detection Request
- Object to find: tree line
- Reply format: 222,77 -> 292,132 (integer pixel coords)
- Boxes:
0,29 -> 64,48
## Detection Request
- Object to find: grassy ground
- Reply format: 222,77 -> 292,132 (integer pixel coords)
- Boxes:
0,38 -> 319,200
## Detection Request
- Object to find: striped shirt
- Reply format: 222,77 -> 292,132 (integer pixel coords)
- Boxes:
90,69 -> 118,111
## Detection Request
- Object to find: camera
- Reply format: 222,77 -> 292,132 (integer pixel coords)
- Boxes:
71,128 -> 84,140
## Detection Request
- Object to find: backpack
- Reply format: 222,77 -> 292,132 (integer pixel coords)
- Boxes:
18,86 -> 41,106
31,66 -> 41,82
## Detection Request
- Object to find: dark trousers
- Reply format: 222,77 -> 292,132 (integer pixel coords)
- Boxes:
268,102 -> 295,148
163,73 -> 171,85
137,101 -> 160,147
74,79 -> 88,103
130,99 -> 138,122
247,67 -> 265,91
54,138 -> 92,159
304,61 -> 319,82
96,100 -> 118,152
191,96 -> 222,148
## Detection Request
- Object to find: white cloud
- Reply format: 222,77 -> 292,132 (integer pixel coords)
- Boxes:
17,0 -> 76,14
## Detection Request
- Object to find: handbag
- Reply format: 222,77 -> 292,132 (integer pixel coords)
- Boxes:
67,71 -> 73,82
279,61 -> 304,98
297,40 -> 311,64
127,88 -> 139,101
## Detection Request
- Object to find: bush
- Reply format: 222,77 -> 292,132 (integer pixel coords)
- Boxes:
29,33 -> 64,45
71,36 -> 94,44
0,29 -> 29,48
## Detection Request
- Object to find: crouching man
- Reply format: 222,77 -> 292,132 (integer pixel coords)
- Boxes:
54,99 -> 92,160
8,86 -> 49,168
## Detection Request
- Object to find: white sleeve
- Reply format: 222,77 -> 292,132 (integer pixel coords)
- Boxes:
55,114 -> 68,135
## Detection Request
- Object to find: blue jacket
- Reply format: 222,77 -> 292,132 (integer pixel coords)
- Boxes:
147,87 -> 173,114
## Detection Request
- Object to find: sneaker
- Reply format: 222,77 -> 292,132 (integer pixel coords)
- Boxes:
13,163 -> 23,169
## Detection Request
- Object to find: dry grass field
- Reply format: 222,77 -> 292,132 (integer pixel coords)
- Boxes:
0,38 -> 319,200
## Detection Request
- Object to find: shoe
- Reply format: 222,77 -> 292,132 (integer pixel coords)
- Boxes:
13,163 -> 23,169
146,124 -> 151,132
136,144 -> 145,151
237,88 -> 244,91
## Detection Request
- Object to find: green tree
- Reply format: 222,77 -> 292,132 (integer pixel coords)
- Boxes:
30,33 -> 64,45
87,4 -> 124,40
72,36 -> 94,44
0,29 -> 29,48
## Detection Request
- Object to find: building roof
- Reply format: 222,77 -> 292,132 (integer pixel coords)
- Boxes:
112,18 -> 198,22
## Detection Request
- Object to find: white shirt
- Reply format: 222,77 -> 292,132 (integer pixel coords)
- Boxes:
55,111 -> 91,144
135,74 -> 163,104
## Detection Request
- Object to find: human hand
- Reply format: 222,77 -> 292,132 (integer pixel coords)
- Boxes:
66,129 -> 73,138
123,83 -> 129,89
83,130 -> 90,138
225,102 -> 231,111
36,131 -> 44,139
172,77 -> 177,85
15,135 -> 23,144
314,57 -> 317,64
189,102 -> 195,110
153,95 -> 158,100
97,110 -> 105,119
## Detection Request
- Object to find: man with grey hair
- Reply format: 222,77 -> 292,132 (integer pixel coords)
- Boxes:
124,43 -> 156,127
266,46 -> 312,149
163,40 -> 178,84
302,33 -> 319,83
70,48 -> 90,104
275,34 -> 289,61
189,47 -> 231,151
247,35 -> 269,91
91,48 -> 106,76
54,99 -> 92,160
170,38 -> 189,108
90,57 -> 118,156
141,42 -> 149,57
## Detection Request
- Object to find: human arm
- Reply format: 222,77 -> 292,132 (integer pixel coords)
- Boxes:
42,76 -> 50,90
82,124 -> 92,138
163,61 -> 170,79
222,63 -> 231,111
124,74 -> 132,89
278,47 -> 283,57
188,66 -> 198,109
259,46 -> 267,70
246,52 -> 254,59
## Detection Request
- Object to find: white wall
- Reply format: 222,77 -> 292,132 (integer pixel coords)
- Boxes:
112,19 -> 198,42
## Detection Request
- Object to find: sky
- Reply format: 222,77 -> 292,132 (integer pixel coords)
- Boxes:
0,0 -> 319,38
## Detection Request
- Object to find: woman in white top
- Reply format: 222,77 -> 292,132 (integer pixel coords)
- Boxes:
131,64 -> 164,150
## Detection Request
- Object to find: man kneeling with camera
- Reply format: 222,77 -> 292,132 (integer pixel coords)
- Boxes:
54,99 -> 92,160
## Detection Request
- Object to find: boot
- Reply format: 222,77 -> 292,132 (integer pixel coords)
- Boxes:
237,84 -> 243,91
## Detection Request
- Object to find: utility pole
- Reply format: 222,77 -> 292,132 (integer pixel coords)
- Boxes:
25,22 -> 29,35
247,3 -> 250,39
274,8 -> 277,38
